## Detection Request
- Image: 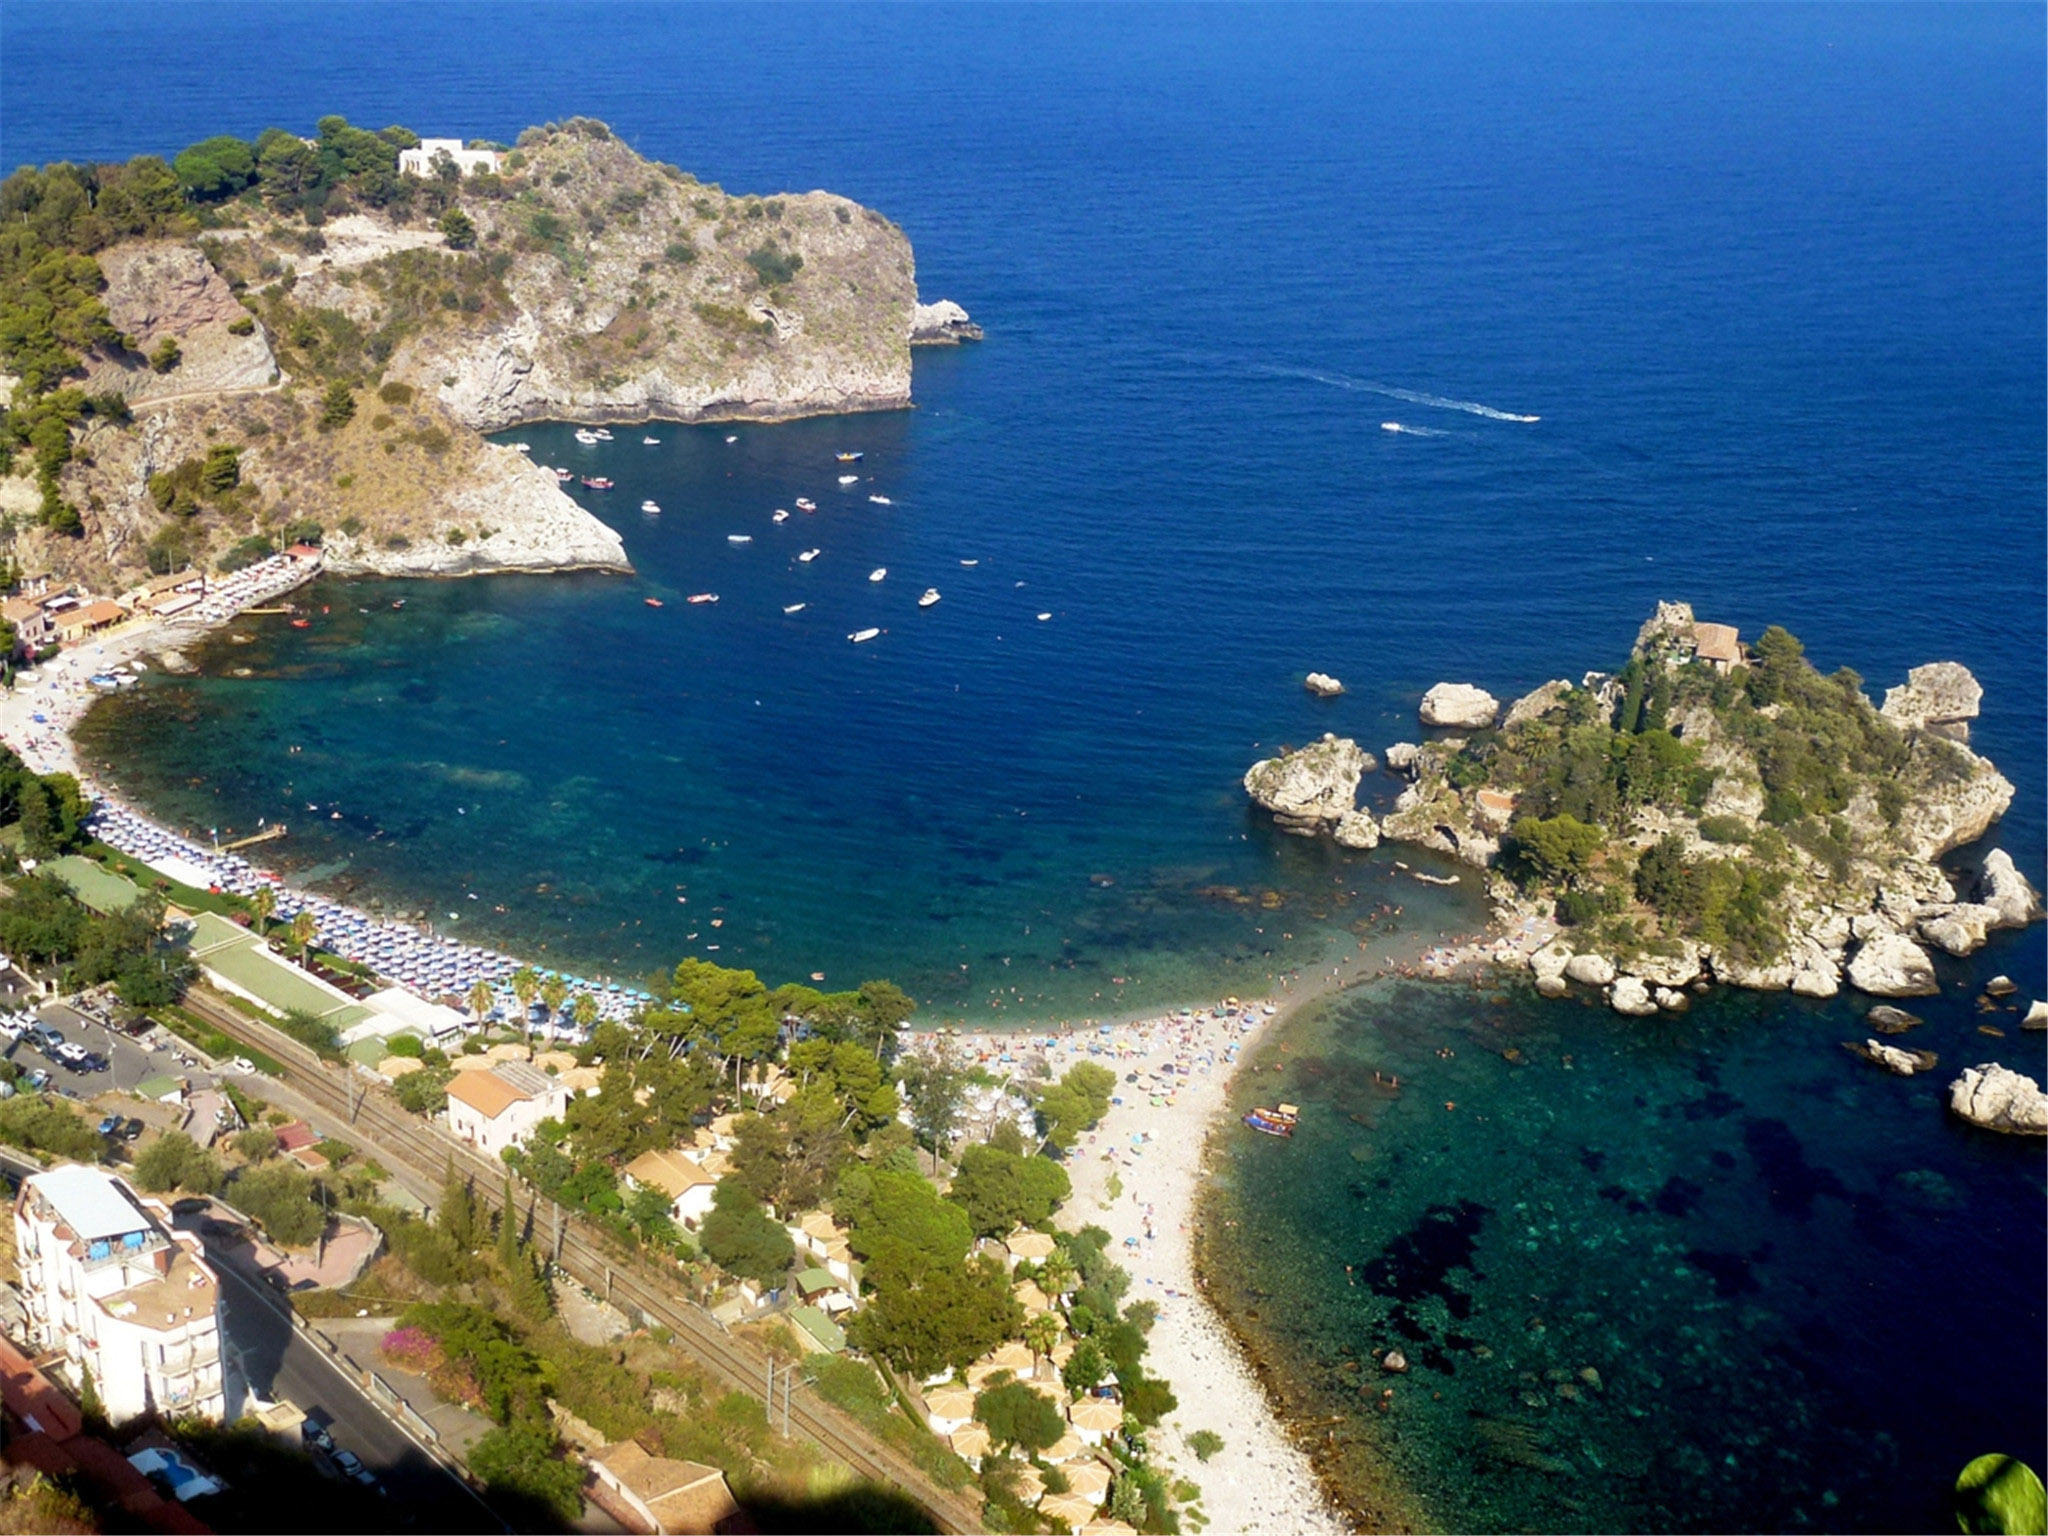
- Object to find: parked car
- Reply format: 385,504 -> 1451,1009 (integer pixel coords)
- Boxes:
22,1069 -> 50,1092
30,1024 -> 64,1053
77,1051 -> 109,1073
301,1420 -> 335,1455
331,1450 -> 365,1478
97,1114 -> 122,1137
120,1117 -> 144,1140
52,1042 -> 90,1069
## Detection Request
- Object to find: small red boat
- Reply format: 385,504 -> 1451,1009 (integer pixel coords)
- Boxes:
290,618 -> 310,628
1243,1102 -> 1300,1139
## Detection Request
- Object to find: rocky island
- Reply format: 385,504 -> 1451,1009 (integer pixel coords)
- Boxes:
0,116 -> 973,593
1246,603 -> 2042,1014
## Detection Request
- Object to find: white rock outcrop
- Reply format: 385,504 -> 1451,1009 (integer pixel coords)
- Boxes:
1419,683 -> 1500,730
1564,953 -> 1616,987
1243,734 -> 1374,839
1864,1039 -> 1922,1075
1304,671 -> 1345,698
1845,930 -> 1940,997
1503,680 -> 1572,730
1881,662 -> 1983,737
1333,810 -> 1380,850
1384,742 -> 1419,774
1787,940 -> 1842,998
1608,976 -> 1658,1016
1976,850 -> 2043,929
1947,1064 -> 2048,1135
910,299 -> 983,345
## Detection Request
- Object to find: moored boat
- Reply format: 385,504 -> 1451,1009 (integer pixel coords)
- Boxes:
728,534 -> 752,545
553,467 -> 575,480
1243,1102 -> 1300,1138
868,494 -> 893,505
574,428 -> 601,445
644,597 -> 665,608
783,603 -> 807,614
795,497 -> 817,513
643,435 -> 661,445
641,500 -> 661,514
838,474 -> 860,486
581,476 -> 614,490
798,549 -> 820,562
918,588 -> 941,608
848,627 -> 881,643
836,451 -> 863,463
960,558 -> 979,566
593,428 -> 614,441
686,593 -> 719,605
869,567 -> 887,582
772,509 -> 789,523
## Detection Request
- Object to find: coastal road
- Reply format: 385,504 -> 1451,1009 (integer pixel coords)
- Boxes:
207,1240 -> 501,1533
181,987 -> 987,1535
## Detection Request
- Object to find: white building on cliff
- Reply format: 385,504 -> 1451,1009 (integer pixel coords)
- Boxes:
399,138 -> 503,178
13,1165 -> 228,1423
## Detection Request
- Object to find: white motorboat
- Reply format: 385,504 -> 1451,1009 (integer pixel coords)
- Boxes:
868,495 -> 892,506
728,534 -> 753,545
838,474 -> 860,486
687,593 -> 719,605
593,428 -> 614,441
869,567 -> 887,582
960,558 -> 979,566
795,497 -> 817,512
574,429 -> 601,445
772,509 -> 790,523
849,627 -> 881,644
918,588 -> 941,608
725,434 -> 738,443
783,603 -> 807,614
1036,612 -> 1052,621
798,548 -> 821,562
643,435 -> 661,444
641,500 -> 661,514
511,442 -> 530,452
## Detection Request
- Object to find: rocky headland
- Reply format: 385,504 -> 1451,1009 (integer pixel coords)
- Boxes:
1244,603 -> 2042,1016
5,116 -> 974,593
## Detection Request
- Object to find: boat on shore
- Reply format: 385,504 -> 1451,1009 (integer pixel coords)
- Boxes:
849,627 -> 881,644
686,593 -> 719,605
1243,1102 -> 1299,1138
869,567 -> 887,582
919,588 -> 941,608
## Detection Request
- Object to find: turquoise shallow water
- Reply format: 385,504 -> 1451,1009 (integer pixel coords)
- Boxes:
10,2 -> 2045,1528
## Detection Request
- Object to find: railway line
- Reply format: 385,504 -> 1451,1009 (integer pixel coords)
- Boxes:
183,988 -> 983,1535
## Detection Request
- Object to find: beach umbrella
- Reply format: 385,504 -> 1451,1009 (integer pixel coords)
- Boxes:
1039,1492 -> 1099,1526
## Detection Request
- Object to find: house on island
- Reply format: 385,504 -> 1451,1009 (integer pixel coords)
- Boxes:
587,1439 -> 743,1535
622,1147 -> 719,1230
1688,622 -> 1744,674
445,1061 -> 569,1157
398,138 -> 503,178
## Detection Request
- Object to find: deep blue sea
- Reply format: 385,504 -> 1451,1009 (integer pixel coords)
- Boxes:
6,4 -> 2042,1529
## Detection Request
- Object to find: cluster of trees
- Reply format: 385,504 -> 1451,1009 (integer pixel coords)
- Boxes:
0,746 -> 89,856
0,874 -> 190,1007
133,1130 -> 329,1246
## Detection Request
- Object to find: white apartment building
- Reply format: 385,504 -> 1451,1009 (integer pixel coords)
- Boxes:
13,1165 -> 227,1423
399,137 -> 503,178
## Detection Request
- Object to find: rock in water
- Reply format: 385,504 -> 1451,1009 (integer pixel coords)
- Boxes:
910,299 -> 983,344
1243,734 -> 1375,838
1948,1063 -> 2048,1135
1977,850 -> 2044,928
1867,1005 -> 1924,1034
1985,974 -> 2018,997
1564,953 -> 1616,987
1860,1038 -> 1923,1075
1384,742 -> 1420,774
1608,976 -> 1659,1016
1380,1349 -> 1409,1374
1419,682 -> 1500,729
1845,930 -> 1941,997
1333,810 -> 1380,850
1880,661 -> 1983,738
2021,1001 -> 2047,1031
1304,671 -> 1345,698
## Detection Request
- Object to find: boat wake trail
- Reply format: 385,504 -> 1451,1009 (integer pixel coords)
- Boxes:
1261,364 -> 1540,423
1379,421 -> 1445,437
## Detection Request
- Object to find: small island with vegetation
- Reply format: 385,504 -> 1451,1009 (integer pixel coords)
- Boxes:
1248,602 -> 2041,1015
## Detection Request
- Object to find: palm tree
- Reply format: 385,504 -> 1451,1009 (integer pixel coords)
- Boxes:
569,993 -> 598,1039
467,977 -> 495,1029
1024,1313 -> 1062,1376
540,975 -> 570,1045
289,908 -> 317,967
510,967 -> 540,1042
249,884 -> 275,938
1038,1249 -> 1077,1305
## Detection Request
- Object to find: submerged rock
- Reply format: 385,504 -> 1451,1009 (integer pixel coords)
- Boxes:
1419,682 -> 1500,730
1866,1005 -> 1925,1034
1847,1038 -> 1931,1076
1947,1063 -> 2048,1135
1845,930 -> 1941,997
1985,974 -> 2018,997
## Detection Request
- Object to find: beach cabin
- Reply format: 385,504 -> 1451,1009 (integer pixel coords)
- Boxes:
445,1062 -> 569,1157
622,1148 -> 719,1230
397,138 -> 504,178
587,1441 -> 743,1535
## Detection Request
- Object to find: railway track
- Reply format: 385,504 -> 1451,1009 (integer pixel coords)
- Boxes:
184,989 -> 983,1534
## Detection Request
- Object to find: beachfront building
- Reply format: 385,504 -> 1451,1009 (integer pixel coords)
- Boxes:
587,1440 -> 743,1535
445,1061 -> 569,1157
621,1148 -> 719,1230
398,138 -> 503,178
13,1165 -> 227,1423
53,599 -> 128,644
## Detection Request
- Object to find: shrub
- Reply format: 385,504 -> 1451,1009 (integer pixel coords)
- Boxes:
227,315 -> 255,336
744,243 -> 803,288
317,380 -> 356,430
1697,814 -> 1750,844
230,1161 -> 325,1247
1189,1428 -> 1224,1462
134,1131 -> 224,1194
663,240 -> 696,266
149,336 -> 182,373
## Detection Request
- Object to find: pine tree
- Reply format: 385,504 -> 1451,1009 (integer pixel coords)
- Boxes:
439,1158 -> 475,1251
